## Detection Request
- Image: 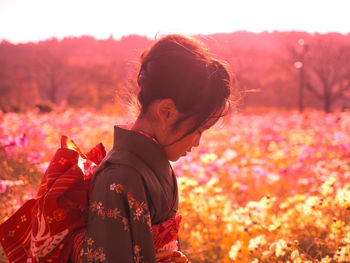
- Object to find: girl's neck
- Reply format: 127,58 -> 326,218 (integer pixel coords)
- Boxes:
131,118 -> 158,139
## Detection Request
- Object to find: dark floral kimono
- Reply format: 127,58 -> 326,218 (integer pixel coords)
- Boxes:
80,126 -> 180,263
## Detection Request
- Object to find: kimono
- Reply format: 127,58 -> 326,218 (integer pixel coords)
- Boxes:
0,126 -> 181,263
80,126 -> 181,263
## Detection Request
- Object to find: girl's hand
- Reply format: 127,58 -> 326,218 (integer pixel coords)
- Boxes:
156,250 -> 190,263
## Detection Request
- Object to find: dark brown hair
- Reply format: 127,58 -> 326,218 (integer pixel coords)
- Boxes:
137,34 -> 234,141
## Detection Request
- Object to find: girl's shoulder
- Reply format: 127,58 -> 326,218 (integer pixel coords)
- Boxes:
93,149 -> 156,185
90,149 -> 158,199
93,162 -> 147,190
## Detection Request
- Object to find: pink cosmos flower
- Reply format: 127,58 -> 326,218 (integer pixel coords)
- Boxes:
0,181 -> 7,194
27,151 -> 44,164
252,165 -> 268,179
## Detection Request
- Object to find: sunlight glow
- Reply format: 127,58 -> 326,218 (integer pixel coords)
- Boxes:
0,0 -> 349,43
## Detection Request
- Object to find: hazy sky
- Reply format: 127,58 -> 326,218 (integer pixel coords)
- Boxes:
0,0 -> 349,43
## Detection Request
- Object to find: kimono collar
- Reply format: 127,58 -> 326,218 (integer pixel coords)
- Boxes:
112,125 -> 172,179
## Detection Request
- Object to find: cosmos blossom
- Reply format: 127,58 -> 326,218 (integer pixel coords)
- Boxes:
1,109 -> 350,262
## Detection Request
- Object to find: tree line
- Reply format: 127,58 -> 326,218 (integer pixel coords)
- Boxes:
1,32 -> 349,113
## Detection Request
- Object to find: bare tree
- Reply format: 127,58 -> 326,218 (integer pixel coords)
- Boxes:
284,34 -> 350,112
303,35 -> 350,113
282,33 -> 311,112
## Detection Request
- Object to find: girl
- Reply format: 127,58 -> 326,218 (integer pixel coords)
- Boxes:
78,34 -> 234,262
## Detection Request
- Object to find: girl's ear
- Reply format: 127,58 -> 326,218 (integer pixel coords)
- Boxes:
156,98 -> 179,126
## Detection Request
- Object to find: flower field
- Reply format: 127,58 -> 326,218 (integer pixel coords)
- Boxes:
1,109 -> 350,263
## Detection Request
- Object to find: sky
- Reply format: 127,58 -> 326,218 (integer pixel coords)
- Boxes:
0,0 -> 349,44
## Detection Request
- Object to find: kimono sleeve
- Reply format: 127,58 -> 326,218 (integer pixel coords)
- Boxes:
80,164 -> 156,263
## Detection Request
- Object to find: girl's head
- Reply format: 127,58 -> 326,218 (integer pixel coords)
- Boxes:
136,34 -> 235,161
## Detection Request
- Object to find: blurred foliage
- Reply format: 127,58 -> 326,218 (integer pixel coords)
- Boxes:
1,33 -> 350,113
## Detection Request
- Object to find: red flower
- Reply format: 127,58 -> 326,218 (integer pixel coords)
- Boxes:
53,208 -> 66,222
87,238 -> 94,246
106,209 -> 114,218
115,184 -> 124,194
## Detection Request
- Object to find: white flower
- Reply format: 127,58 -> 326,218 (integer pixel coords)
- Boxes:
248,235 -> 267,251
320,256 -> 332,263
262,243 -> 277,259
320,177 -> 336,196
275,239 -> 287,257
291,250 -> 301,263
229,240 -> 242,261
